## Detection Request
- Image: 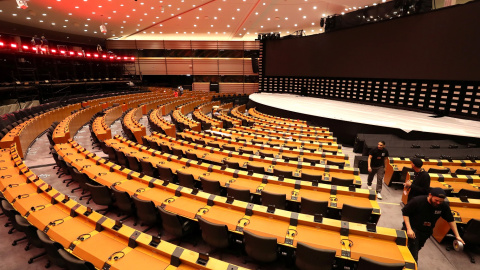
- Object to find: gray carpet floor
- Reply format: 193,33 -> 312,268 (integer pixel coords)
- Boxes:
0,120 -> 477,270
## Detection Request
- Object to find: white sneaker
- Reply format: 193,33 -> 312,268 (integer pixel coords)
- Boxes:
367,185 -> 372,190
377,193 -> 383,200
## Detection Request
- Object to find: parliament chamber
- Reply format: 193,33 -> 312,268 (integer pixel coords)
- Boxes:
1,1 -> 480,270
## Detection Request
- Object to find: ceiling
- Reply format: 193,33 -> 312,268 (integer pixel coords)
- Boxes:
0,0 -> 388,41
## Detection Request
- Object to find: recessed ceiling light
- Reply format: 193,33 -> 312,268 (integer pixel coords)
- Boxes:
26,17 -> 31,20
48,7 -> 52,9
42,13 -> 47,16
299,8 -> 302,10
12,14 -> 17,16
39,20 -> 43,22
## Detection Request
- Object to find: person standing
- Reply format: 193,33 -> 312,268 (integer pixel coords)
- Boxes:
402,188 -> 464,262
367,141 -> 389,199
404,158 -> 430,202
33,35 -> 41,53
41,36 -> 49,55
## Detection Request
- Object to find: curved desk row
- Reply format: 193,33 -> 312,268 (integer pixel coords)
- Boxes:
172,110 -> 201,132
193,101 -> 223,129
180,129 -> 345,162
1,104 -> 82,157
231,105 -> 328,131
385,157 -> 479,186
145,132 -> 355,186
209,126 -> 338,147
0,145 -> 245,270
252,122 -> 331,136
248,107 -> 307,126
214,110 -> 243,126
232,125 -> 334,143
103,136 -> 375,219
407,172 -> 480,194
149,108 -> 176,138
123,108 -> 146,144
54,140 -> 415,269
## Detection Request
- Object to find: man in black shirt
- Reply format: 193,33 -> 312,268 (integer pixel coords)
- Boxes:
404,158 -> 430,202
402,188 -> 464,262
367,141 -> 389,199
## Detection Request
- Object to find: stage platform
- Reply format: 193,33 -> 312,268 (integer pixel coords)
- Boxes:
248,93 -> 480,145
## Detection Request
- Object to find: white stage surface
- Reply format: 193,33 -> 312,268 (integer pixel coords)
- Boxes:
250,93 -> 480,139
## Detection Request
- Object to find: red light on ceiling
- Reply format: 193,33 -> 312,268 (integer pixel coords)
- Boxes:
130,57 -> 135,61
123,56 -> 128,60
41,48 -> 47,52
77,52 -> 83,56
109,56 -> 114,59
93,53 -> 99,58
0,41 -> 4,47
85,53 -> 92,57
22,45 -> 29,50
102,54 -> 107,58
51,49 -> 57,53
60,50 -> 66,54
10,43 -> 18,49
69,51 -> 75,56
116,57 -> 121,60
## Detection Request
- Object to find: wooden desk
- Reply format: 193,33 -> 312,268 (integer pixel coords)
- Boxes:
0,145 -> 248,270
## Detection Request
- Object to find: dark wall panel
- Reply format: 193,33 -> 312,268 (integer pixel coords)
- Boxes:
264,1 -> 480,81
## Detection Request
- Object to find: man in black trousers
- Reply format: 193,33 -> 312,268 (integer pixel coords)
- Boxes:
402,188 -> 464,262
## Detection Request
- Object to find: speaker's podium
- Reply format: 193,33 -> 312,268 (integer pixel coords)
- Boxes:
210,83 -> 219,93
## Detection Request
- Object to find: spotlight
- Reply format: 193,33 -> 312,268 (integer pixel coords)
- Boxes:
100,24 -> 107,34
16,0 -> 28,9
